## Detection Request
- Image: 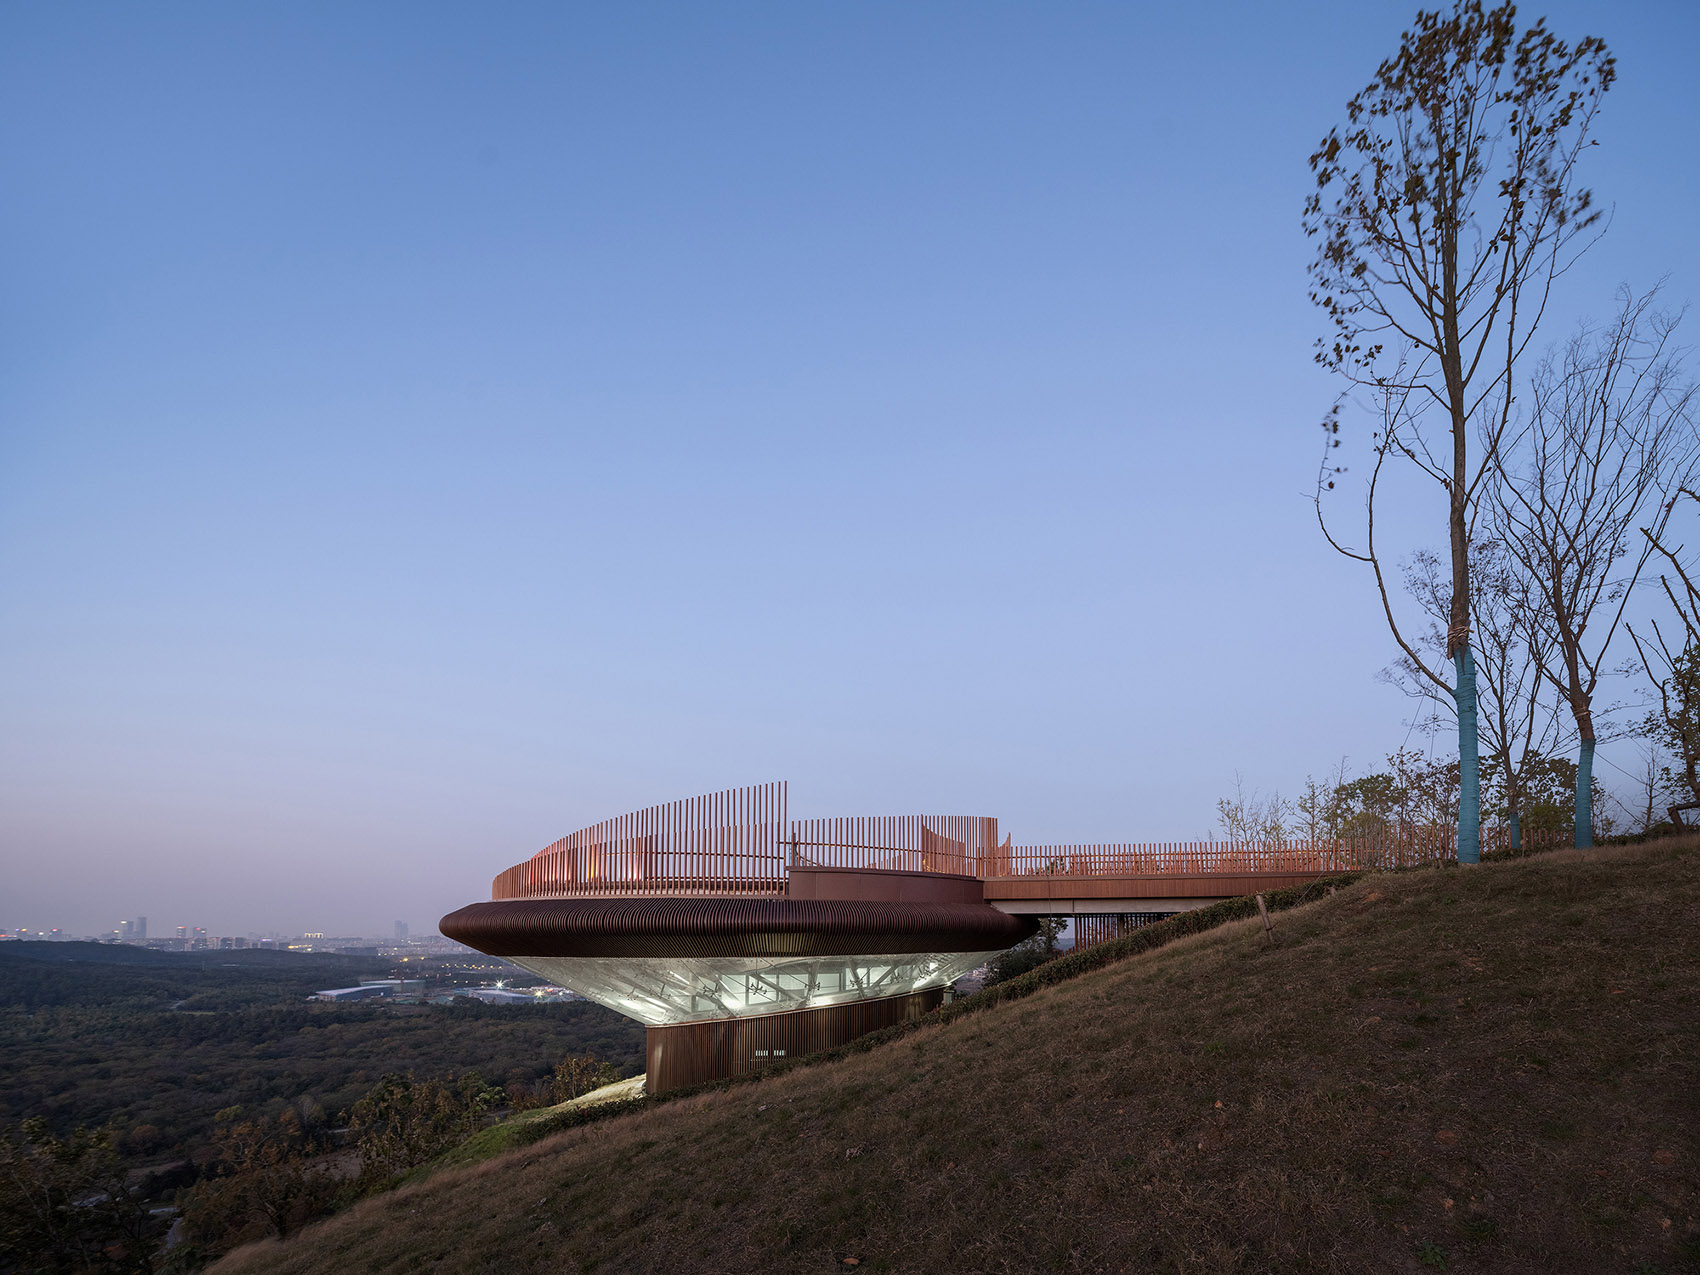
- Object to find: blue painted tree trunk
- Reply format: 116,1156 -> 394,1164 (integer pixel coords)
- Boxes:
1576,736 -> 1595,849
1508,808 -> 1521,851
1454,646 -> 1481,865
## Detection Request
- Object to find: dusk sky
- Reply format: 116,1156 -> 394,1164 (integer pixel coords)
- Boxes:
4,1 -> 1698,938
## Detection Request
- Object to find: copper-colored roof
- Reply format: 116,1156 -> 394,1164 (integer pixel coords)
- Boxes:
439,897 -> 1036,959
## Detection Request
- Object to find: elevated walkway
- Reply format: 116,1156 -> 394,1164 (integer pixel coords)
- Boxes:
484,780 -> 1473,908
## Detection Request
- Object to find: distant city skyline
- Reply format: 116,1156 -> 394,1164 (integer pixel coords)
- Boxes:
5,1 -> 1698,935
2,916 -> 434,945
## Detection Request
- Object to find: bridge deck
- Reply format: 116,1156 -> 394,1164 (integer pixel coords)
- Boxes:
982,870 -> 1333,913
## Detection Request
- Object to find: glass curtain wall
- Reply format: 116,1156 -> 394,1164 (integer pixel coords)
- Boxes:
508,950 -> 999,1026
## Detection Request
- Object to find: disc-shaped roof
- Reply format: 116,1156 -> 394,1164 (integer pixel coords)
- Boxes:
440,897 -> 1036,959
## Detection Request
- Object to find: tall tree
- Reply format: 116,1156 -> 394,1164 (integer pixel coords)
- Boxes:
1307,1 -> 1613,863
1396,540 -> 1567,847
1491,286 -> 1697,845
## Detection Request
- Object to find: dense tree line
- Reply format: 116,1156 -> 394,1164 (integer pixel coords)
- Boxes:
166,1052 -> 623,1267
1218,748 -> 1608,845
0,944 -> 643,1152
1,997 -> 642,1161
0,946 -> 645,1272
3,1050 -> 634,1274
0,945 -> 395,1013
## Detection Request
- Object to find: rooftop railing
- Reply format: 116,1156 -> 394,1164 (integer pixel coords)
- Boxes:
787,815 -> 999,879
488,782 -> 1566,900
489,782 -> 791,900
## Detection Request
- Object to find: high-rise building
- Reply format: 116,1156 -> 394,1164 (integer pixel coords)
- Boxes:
119,920 -> 133,942
136,916 -> 146,941
394,921 -> 409,942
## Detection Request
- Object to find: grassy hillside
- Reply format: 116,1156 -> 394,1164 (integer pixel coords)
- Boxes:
214,842 -> 1700,1275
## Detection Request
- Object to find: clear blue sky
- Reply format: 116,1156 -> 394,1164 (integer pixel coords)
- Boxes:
4,2 -> 1697,937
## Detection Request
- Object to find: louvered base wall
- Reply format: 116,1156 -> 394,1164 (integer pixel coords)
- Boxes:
645,989 -> 945,1093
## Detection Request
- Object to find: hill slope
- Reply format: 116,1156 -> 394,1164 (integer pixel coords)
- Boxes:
215,842 -> 1700,1274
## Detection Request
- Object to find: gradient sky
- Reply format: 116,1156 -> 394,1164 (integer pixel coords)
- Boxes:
4,2 -> 1698,938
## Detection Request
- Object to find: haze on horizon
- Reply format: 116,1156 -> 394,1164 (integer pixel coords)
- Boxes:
3,1 -> 1698,938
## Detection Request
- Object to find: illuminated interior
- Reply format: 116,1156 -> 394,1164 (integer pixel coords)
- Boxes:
506,949 -> 1000,1026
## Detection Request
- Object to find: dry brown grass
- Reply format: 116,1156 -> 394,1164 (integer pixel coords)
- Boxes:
213,841 -> 1700,1274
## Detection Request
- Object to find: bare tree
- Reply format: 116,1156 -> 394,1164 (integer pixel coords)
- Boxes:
1216,773 -> 1293,843
1307,1 -> 1613,862
1293,757 -> 1355,842
1491,286 -> 1697,844
1629,487 -> 1700,817
1386,746 -> 1461,828
1630,626 -> 1700,818
1627,739 -> 1666,834
1395,540 -> 1568,847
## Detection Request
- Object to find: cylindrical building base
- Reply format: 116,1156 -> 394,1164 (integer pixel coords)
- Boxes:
645,988 -> 944,1093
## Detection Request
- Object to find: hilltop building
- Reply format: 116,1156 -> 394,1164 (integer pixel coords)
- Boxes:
444,782 -> 1345,1093
442,783 -> 1035,1092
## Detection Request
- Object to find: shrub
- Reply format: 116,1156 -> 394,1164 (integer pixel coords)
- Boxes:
176,1106 -> 338,1257
553,1053 -> 622,1104
348,1073 -> 499,1185
983,917 -> 1066,987
0,1118 -> 164,1274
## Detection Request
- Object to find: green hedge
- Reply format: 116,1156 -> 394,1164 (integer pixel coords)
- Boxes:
432,1094 -> 654,1163
775,871 -> 1363,1063
935,872 -> 1362,1021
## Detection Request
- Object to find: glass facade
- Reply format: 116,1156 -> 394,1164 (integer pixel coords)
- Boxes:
506,949 -> 1001,1026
